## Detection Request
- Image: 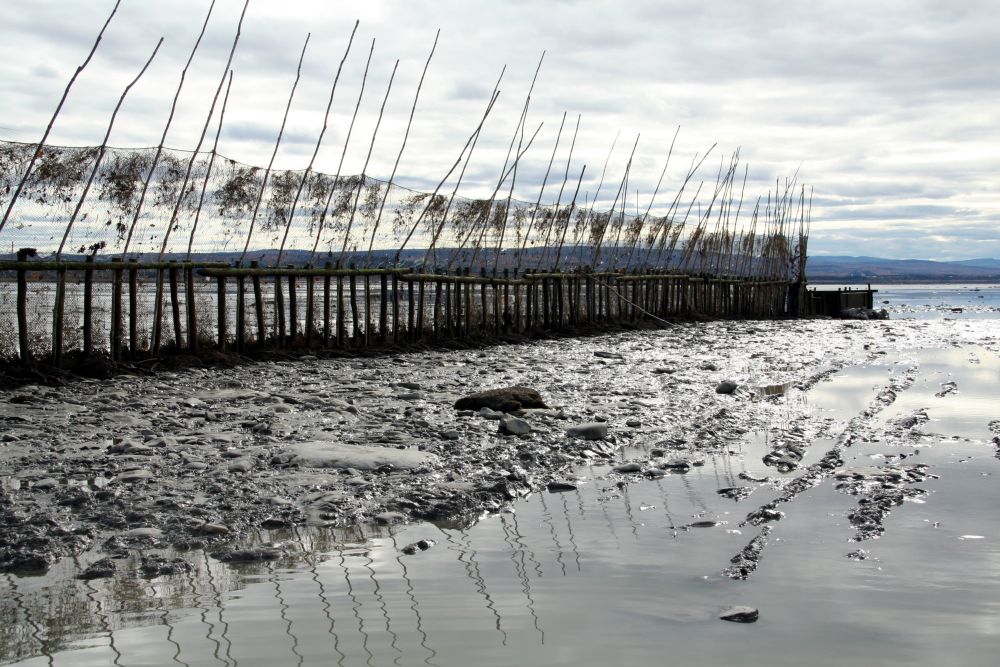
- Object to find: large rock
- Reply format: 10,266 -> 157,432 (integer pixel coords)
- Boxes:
454,386 -> 547,413
286,441 -> 438,471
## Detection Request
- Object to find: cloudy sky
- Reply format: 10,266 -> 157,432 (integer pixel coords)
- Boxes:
1,0 -> 997,260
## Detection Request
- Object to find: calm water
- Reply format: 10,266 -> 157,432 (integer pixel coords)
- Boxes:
860,283 -> 1000,319
3,292 -> 1000,666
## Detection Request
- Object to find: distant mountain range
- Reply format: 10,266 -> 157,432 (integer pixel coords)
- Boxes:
808,256 -> 1000,283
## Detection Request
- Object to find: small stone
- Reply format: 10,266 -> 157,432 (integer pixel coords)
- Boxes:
77,558 -> 117,580
613,462 -> 642,474
594,351 -> 624,360
375,511 -> 408,525
198,523 -> 230,536
228,460 -> 252,473
720,606 -> 759,623
31,477 -> 59,490
547,481 -> 578,492
479,407 -> 503,420
440,430 -> 460,440
625,419 -> 642,428
716,381 -> 738,394
499,416 -> 531,436
566,422 -> 608,440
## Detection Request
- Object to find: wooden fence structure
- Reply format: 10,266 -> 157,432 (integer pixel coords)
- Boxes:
2,255 -> 801,366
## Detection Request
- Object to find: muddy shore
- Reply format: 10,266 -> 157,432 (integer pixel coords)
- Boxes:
2,317 -> 996,576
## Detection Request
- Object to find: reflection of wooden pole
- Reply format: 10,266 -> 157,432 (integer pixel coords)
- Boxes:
0,0 -> 121,235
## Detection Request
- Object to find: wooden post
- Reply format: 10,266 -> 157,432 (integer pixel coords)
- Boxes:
275,272 -> 287,347
235,264 -> 245,353
217,272 -> 227,351
434,276 -> 443,338
364,273 -> 371,347
112,260 -> 124,360
479,266 -> 489,336
379,273 -> 388,342
444,276 -> 452,337
416,278 -> 425,339
524,271 -> 533,332
185,265 -> 198,353
542,278 -> 552,331
454,272 -> 462,337
251,261 -> 265,346
83,255 -> 94,356
336,272 -> 345,347
408,277 -> 416,342
502,269 -> 511,333
392,272 -> 400,345
305,269 -> 314,347
287,267 -> 297,344
52,265 -> 66,365
128,260 -> 139,354
169,262 -> 183,349
323,262 -> 333,346
349,264 -> 360,343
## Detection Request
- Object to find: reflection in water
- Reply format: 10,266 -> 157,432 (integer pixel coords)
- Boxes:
457,527 -> 507,645
500,514 -> 544,643
390,534 -> 437,667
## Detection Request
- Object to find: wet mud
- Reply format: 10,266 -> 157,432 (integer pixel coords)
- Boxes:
2,315 -> 996,579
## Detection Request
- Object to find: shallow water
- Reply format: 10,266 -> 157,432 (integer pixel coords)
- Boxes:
870,283 -> 1000,319
3,335 -> 999,666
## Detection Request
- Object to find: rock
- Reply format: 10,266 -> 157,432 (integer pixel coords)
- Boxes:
715,381 -> 738,394
566,422 -> 608,440
454,386 -> 547,413
499,415 -> 531,436
613,462 -> 642,473
440,430 -> 460,440
375,511 -> 408,525
77,558 -> 117,580
401,539 -> 436,555
841,307 -> 889,320
124,527 -> 163,539
718,486 -> 753,501
719,606 -> 759,623
140,555 -> 192,577
31,477 -> 58,490
661,459 -> 691,472
625,419 -> 642,428
197,523 -> 230,536
228,460 -> 252,473
478,407 -> 503,420
286,441 -> 439,471
547,481 -> 578,492
594,351 -> 624,360
115,469 -> 154,483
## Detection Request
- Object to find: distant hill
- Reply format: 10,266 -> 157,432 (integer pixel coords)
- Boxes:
808,256 -> 1000,283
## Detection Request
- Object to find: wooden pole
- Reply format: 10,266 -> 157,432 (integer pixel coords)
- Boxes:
112,261 -> 124,361
236,266 -> 245,353
323,261 -> 333,346
83,255 -> 94,356
128,260 -> 138,354
52,266 -> 66,365
349,265 -> 360,343
287,268 -> 298,343
305,271 -> 314,347
251,260 -> 265,346
169,262 -> 183,349
185,265 -> 197,353
336,272 -> 345,347
217,273 -> 227,351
